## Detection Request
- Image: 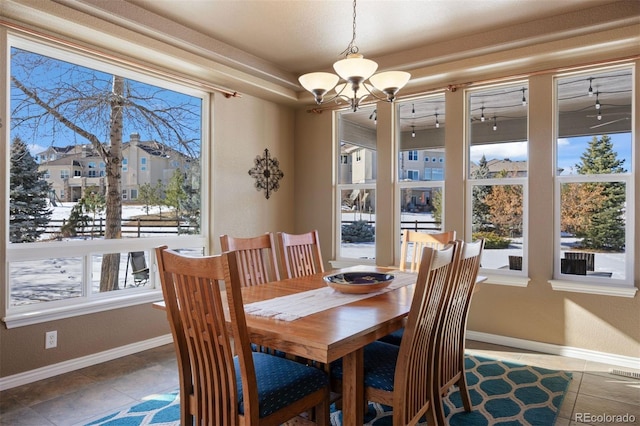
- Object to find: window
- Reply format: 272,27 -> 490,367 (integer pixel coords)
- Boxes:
88,162 -> 97,177
122,157 -> 128,172
130,189 -> 138,200
122,189 -> 128,200
140,157 -> 147,171
397,95 -> 446,263
6,36 -> 207,327
60,169 -> 69,179
552,66 -> 634,294
467,83 -> 529,278
336,106 -> 376,262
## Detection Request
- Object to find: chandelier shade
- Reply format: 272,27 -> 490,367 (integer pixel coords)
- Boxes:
298,72 -> 340,103
298,0 -> 410,111
333,54 -> 378,81
369,71 -> 411,101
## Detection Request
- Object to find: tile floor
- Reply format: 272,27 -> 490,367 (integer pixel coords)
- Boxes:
1,340 -> 638,425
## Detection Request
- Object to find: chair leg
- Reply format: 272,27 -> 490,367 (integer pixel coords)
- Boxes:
433,388 -> 446,426
458,377 -> 473,412
315,396 -> 330,426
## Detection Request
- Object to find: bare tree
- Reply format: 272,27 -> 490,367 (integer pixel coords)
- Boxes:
10,48 -> 200,291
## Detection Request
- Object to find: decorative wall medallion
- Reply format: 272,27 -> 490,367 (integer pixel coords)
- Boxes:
248,148 -> 284,199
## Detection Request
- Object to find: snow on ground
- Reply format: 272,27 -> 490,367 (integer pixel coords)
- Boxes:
9,206 -> 626,307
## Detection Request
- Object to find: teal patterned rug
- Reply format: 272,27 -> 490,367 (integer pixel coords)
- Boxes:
86,355 -> 572,426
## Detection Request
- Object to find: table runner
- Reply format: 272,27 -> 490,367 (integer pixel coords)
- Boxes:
244,273 -> 415,321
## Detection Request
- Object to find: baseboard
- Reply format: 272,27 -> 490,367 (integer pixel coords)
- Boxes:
3,331 -> 639,391
467,330 -> 640,370
0,334 -> 173,391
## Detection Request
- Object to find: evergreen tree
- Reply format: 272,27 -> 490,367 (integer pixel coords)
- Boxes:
471,154 -> 492,232
575,135 -> 626,251
180,160 -> 201,234
9,137 -> 52,243
137,181 -> 163,215
431,188 -> 442,224
165,170 -> 187,222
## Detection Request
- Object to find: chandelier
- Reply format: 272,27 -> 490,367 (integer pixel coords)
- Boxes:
298,0 -> 411,112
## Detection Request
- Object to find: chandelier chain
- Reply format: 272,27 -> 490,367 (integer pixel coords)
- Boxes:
341,0 -> 359,56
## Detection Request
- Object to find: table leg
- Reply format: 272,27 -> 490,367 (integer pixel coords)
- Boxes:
341,347 -> 364,426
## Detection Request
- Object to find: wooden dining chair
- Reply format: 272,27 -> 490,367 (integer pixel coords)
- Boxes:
276,230 -> 324,279
220,233 -> 280,287
155,246 -> 330,426
331,242 -> 460,426
399,230 -> 456,272
379,230 -> 457,346
433,238 -> 484,424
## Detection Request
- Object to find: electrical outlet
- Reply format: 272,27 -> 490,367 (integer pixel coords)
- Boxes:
45,330 -> 57,349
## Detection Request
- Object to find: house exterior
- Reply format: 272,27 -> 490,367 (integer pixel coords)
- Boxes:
36,133 -> 192,202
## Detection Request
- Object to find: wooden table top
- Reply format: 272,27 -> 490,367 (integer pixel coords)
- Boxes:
238,268 -> 417,364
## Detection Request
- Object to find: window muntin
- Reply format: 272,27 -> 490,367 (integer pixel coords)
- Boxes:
7,36 -> 207,321
467,83 -> 529,274
336,106 -> 377,261
397,95 -> 446,264
554,67 -> 633,285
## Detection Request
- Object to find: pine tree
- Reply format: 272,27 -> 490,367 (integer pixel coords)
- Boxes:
575,135 -> 626,251
471,154 -> 492,232
9,137 -> 52,243
164,169 -> 187,222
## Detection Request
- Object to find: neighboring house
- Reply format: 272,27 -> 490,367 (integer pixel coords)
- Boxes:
469,158 -> 528,178
37,132 -> 192,202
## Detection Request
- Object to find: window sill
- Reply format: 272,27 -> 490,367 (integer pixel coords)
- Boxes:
480,273 -> 530,287
2,290 -> 164,329
548,280 -> 637,297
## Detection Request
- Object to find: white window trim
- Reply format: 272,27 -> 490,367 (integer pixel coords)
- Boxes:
466,176 -> 529,286
5,33 -> 211,327
4,236 -> 207,328
552,174 -> 635,293
396,180 -> 445,265
335,182 -> 377,263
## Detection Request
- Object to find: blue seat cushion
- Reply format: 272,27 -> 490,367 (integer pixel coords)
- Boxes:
330,341 -> 399,392
378,327 -> 404,346
235,352 -> 328,418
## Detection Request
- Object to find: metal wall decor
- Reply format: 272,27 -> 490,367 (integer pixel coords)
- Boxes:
248,148 -> 284,199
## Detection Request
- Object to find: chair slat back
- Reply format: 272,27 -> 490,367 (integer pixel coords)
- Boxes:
220,233 -> 280,286
434,238 -> 485,424
400,230 -> 456,272
155,246 -> 240,425
277,230 -> 324,279
392,242 -> 459,425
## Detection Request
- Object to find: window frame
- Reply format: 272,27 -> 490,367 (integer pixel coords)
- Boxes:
4,33 -> 210,328
549,66 -> 635,296
465,82 -> 530,287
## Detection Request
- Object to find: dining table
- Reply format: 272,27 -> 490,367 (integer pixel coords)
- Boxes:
155,265 -> 418,425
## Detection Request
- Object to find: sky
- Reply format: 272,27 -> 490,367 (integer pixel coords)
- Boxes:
469,132 -> 632,175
